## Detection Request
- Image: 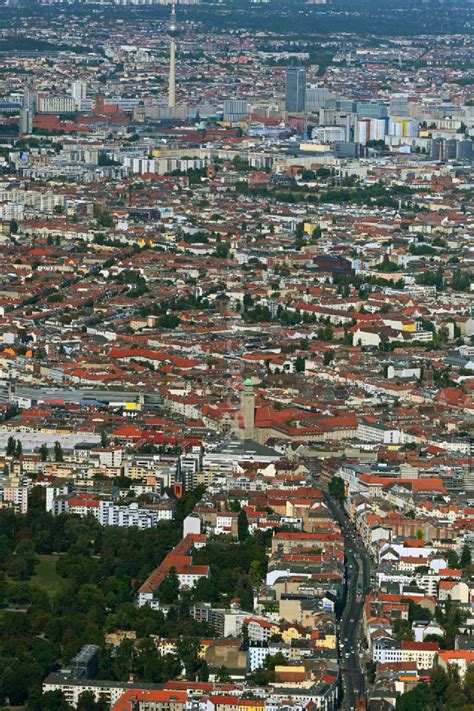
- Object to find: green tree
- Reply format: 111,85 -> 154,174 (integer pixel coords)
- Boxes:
447,550 -> 460,568
241,622 -> 249,648
192,576 -> 217,603
196,659 -> 209,682
366,660 -> 377,684
379,255 -> 400,272
435,325 -> 450,346
328,476 -> 345,503
430,665 -> 449,701
158,567 -> 180,605
317,324 -> 333,341
323,351 -> 334,366
415,267 -> 444,291
449,269 -> 470,292
157,314 -> 180,329
393,618 -> 413,641
6,436 -> 16,456
408,600 -> 432,623
15,539 -> 36,568
295,222 -> 305,238
9,219 -> 19,235
6,555 -> 30,580
112,638 -> 134,681
15,439 -> 23,459
294,356 -> 305,373
248,667 -> 273,685
243,293 -> 254,311
249,559 -> 263,588
444,679 -> 468,709
238,509 -> 249,541
39,444 -> 48,462
54,441 -> 64,462
2,663 -> 31,704
176,636 -> 201,679
28,690 -> 74,710
232,155 -> 250,172
96,211 -> 114,229
217,665 -> 232,682
0,501 -> 187,705
464,665 -> 474,703
395,682 -> 433,711
460,544 -> 472,569
294,222 -> 306,248
77,691 -> 107,711
214,242 -> 230,259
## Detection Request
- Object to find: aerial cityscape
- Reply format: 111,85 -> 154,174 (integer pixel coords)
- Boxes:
0,0 -> 472,709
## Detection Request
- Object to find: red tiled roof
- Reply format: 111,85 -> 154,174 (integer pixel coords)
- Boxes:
112,690 -> 187,711
401,641 -> 439,651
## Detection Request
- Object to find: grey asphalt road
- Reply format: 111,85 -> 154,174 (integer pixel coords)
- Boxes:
325,495 -> 371,710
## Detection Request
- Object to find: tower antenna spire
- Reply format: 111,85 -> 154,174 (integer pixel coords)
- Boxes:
168,0 -> 179,109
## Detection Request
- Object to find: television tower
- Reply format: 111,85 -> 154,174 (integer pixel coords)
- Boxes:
168,0 -> 179,109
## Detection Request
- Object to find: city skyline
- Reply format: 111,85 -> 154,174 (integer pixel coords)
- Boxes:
0,1 -> 472,710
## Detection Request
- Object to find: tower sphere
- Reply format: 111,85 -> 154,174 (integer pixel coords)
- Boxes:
168,16 -> 179,37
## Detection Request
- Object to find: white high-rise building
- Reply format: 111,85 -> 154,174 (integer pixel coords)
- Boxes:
311,126 -> 346,143
19,109 -> 33,135
355,118 -> 388,145
37,94 -> 76,114
388,117 -> 419,138
71,81 -> 87,110
223,99 -> 249,123
19,89 -> 34,135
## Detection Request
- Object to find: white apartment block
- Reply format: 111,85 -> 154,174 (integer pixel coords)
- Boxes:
98,501 -> 174,528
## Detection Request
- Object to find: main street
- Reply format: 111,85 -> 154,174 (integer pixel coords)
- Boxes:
325,494 -> 371,710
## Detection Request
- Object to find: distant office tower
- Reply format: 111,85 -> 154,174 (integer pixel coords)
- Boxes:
19,108 -> 32,135
333,142 -> 361,159
71,81 -> 87,109
430,137 -> 472,162
445,138 -> 458,161
390,93 -> 408,117
431,137 -> 444,160
337,99 -> 356,113
345,113 -> 353,141
457,140 -> 473,162
285,67 -> 306,113
306,86 -> 330,112
19,89 -> 34,135
355,100 -> 388,119
223,99 -> 249,123
22,89 -> 37,112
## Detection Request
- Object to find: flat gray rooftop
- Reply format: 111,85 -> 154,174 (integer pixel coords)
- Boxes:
0,428 -> 100,451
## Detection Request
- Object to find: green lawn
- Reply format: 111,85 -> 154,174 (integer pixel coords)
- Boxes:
32,554 -> 65,597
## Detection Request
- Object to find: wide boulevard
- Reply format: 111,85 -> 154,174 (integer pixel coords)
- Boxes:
325,494 -> 371,710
